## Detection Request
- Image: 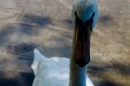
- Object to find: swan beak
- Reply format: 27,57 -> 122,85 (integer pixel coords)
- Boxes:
74,19 -> 92,67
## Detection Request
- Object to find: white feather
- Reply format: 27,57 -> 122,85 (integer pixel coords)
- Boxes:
31,49 -> 94,86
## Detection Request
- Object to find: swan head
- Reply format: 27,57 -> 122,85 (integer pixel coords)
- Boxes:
71,0 -> 99,67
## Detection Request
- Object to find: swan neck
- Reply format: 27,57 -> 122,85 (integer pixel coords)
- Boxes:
69,30 -> 87,86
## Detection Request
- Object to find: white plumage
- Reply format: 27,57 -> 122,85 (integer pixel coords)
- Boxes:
31,49 -> 94,86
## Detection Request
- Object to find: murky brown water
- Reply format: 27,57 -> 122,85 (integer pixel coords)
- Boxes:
0,0 -> 129,86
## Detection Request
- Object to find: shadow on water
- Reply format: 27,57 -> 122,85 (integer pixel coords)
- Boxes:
0,71 -> 34,86
88,66 -> 108,72
14,24 -> 37,36
2,43 -> 36,86
97,14 -> 117,28
22,15 -> 51,26
63,18 -> 73,30
38,32 -> 71,58
89,61 -> 130,75
0,14 -> 52,86
41,44 -> 71,58
0,25 -> 15,46
0,14 -> 51,46
7,43 -> 36,60
98,80 -> 121,86
98,15 -> 113,23
88,61 -> 130,86
112,62 -> 130,75
64,18 -> 72,25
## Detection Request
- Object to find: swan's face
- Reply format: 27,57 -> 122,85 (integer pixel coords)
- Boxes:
74,12 -> 94,67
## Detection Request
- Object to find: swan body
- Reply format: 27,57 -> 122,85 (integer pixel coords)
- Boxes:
31,0 -> 99,86
31,49 -> 94,86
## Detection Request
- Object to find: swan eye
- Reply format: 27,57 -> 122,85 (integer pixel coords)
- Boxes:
92,12 -> 95,17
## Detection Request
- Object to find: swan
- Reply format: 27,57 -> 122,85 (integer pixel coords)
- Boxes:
31,0 -> 99,86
